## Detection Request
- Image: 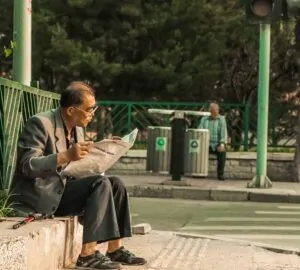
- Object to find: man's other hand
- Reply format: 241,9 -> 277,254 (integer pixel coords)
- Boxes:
67,141 -> 93,161
217,144 -> 225,152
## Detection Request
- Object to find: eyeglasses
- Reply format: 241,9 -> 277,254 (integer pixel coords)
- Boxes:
73,106 -> 98,115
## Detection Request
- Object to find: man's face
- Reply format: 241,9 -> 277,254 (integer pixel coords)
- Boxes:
70,93 -> 97,127
210,105 -> 219,119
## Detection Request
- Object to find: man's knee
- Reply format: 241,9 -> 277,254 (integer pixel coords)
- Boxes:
108,176 -> 127,193
89,175 -> 112,193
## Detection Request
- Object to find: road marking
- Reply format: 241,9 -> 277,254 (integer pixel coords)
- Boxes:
215,234 -> 300,240
205,217 -> 300,222
255,211 -> 300,215
179,225 -> 300,231
278,206 -> 300,210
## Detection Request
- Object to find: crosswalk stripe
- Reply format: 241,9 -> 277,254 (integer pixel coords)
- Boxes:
278,206 -> 300,210
255,211 -> 300,215
205,217 -> 300,222
179,225 -> 300,231
214,234 -> 300,240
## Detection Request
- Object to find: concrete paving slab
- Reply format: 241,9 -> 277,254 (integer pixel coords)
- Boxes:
64,230 -> 300,270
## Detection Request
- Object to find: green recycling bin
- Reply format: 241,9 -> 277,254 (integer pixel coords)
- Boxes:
146,126 -> 171,173
184,129 -> 210,177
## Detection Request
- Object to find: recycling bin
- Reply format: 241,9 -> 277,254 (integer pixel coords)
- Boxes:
184,129 -> 210,177
146,126 -> 171,173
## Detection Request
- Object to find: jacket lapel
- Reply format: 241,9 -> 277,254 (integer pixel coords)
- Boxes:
53,108 -> 67,153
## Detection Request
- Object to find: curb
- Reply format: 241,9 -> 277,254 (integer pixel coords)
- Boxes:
175,232 -> 300,255
127,185 -> 300,203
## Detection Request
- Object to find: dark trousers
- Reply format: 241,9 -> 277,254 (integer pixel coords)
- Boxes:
54,175 -> 132,244
209,146 -> 226,177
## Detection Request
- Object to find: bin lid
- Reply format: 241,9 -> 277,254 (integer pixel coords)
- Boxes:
148,126 -> 171,130
187,129 -> 209,132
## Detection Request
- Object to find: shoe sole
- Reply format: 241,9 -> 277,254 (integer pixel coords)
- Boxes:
76,266 -> 120,270
119,262 -> 147,266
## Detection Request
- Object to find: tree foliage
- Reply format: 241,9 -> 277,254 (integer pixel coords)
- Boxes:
0,0 -> 299,102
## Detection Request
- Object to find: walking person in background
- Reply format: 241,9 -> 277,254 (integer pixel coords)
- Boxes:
198,102 -> 228,180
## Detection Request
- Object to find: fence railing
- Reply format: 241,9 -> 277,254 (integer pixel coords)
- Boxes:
0,78 -> 60,189
87,101 -> 299,150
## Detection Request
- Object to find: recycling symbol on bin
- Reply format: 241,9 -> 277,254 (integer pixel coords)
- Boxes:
189,139 -> 200,153
157,138 -> 165,146
156,137 -> 167,151
190,140 -> 198,148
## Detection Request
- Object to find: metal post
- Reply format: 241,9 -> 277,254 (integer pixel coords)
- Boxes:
243,103 -> 250,151
12,0 -> 32,86
170,111 -> 186,181
248,24 -> 272,188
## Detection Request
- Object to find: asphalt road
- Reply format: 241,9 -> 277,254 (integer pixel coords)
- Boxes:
130,198 -> 300,250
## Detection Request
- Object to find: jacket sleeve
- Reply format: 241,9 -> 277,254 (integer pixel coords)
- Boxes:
198,116 -> 205,129
219,116 -> 228,144
18,116 -> 58,178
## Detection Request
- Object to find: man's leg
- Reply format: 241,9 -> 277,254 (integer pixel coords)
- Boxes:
55,175 -> 121,269
216,150 -> 226,180
105,176 -> 131,253
105,176 -> 147,266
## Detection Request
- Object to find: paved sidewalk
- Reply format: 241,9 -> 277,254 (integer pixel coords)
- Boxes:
116,175 -> 300,203
94,231 -> 300,270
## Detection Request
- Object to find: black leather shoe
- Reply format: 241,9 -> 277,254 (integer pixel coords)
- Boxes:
218,175 -> 225,181
106,247 -> 147,266
76,251 -> 120,269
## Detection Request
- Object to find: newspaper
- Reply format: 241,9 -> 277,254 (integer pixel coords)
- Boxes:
62,128 -> 138,178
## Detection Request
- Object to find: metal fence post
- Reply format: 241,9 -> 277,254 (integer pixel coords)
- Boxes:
270,104 -> 277,147
127,103 -> 132,133
243,103 -> 250,151
170,111 -> 186,181
0,85 -> 3,189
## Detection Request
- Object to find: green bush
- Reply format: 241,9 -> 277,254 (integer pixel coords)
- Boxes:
0,190 -> 15,218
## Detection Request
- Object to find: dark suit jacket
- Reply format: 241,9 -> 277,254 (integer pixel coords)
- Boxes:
10,108 -> 84,215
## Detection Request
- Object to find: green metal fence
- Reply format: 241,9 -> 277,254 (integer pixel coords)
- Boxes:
0,78 -> 60,189
87,101 -> 298,150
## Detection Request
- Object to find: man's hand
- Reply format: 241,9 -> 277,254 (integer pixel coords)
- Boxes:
57,141 -> 93,166
67,141 -> 93,161
217,144 -> 225,152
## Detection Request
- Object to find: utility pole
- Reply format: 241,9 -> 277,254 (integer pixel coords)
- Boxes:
12,0 -> 32,86
248,24 -> 272,188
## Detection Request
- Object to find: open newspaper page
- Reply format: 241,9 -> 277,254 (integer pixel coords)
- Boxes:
62,128 -> 138,178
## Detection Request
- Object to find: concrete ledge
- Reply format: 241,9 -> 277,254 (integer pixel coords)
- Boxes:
132,223 -> 152,235
249,192 -> 291,203
172,188 -> 210,200
0,217 -> 83,270
127,185 -> 300,203
111,150 -> 297,181
162,180 -> 191,186
210,190 -> 249,202
129,186 -> 173,198
126,150 -> 294,161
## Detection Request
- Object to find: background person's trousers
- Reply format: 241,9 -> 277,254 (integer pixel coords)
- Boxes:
209,146 -> 226,177
55,175 -> 132,243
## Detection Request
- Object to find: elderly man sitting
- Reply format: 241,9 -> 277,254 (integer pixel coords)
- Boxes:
10,81 -> 146,269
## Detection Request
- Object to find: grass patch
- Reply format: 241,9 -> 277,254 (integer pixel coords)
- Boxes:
0,190 -> 15,218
